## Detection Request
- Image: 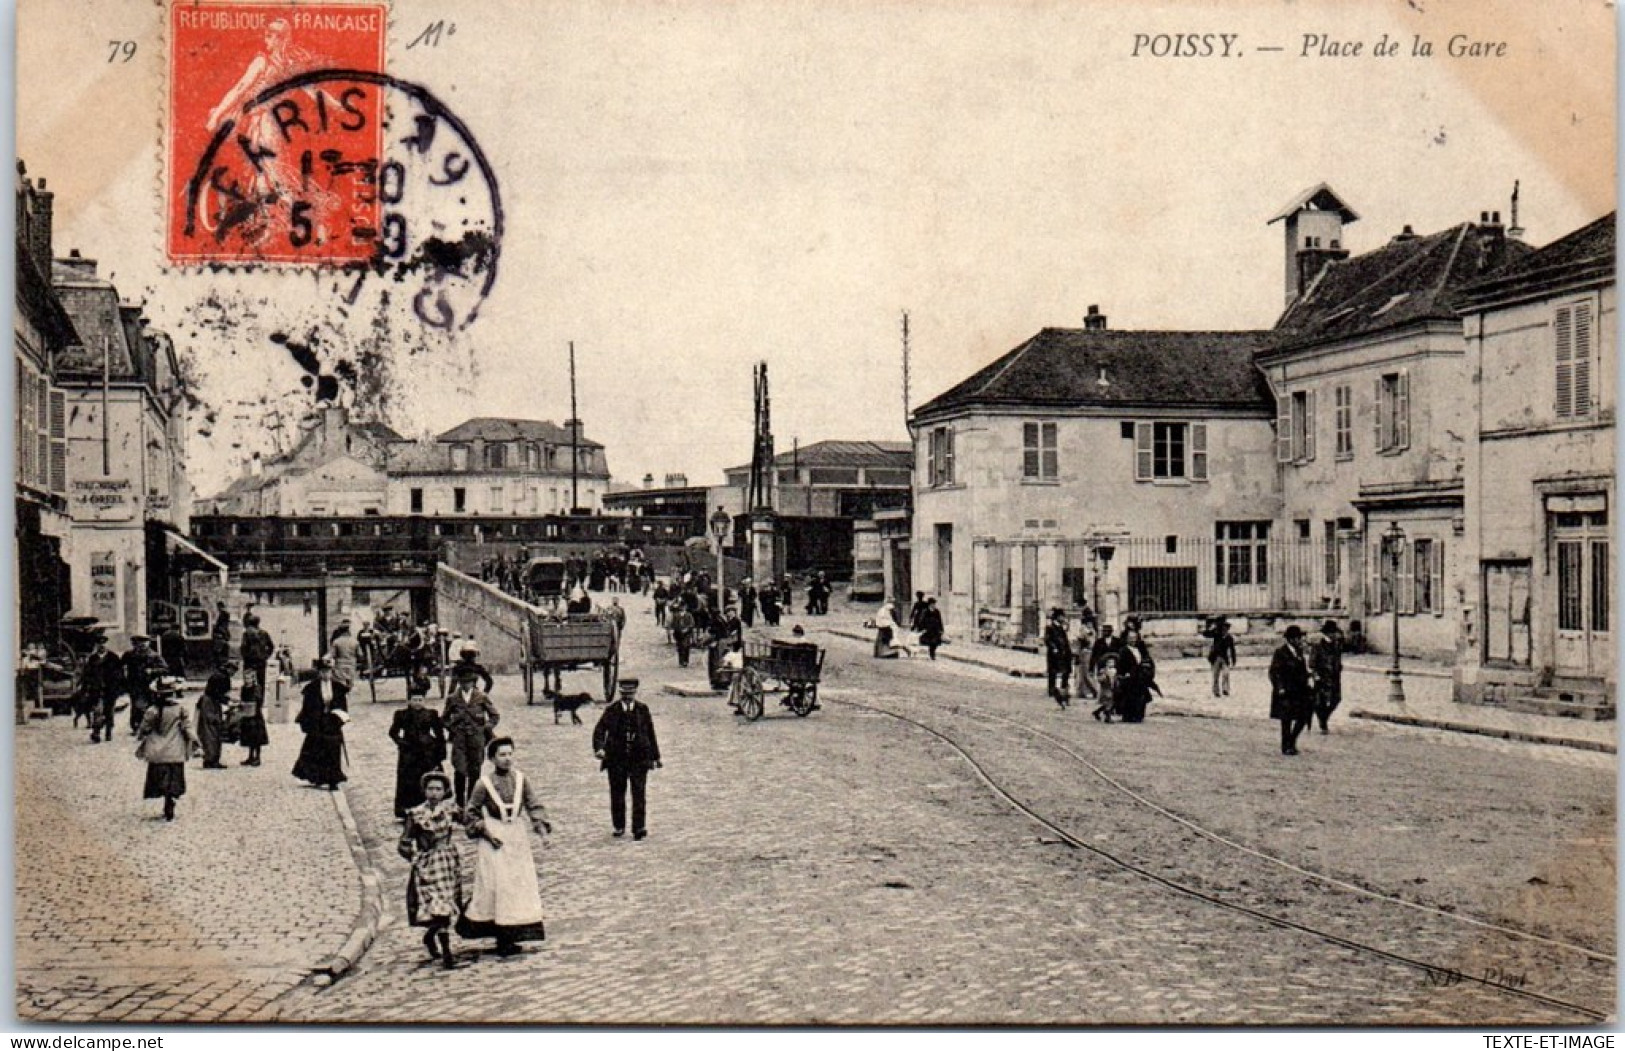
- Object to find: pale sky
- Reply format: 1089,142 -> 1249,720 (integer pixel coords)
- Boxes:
17,0 -> 1615,498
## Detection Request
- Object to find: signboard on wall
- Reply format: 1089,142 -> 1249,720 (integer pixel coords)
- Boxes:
70,478 -> 136,522
89,552 -> 118,624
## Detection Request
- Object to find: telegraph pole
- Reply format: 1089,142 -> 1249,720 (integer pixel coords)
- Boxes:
568,340 -> 580,513
901,310 -> 911,437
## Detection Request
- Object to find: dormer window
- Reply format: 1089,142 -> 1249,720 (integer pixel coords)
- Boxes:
450,444 -> 469,471
484,442 -> 508,469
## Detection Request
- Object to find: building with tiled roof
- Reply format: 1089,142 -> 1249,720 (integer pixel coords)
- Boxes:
1258,185 -> 1534,658
1455,212 -> 1615,709
910,308 -> 1282,638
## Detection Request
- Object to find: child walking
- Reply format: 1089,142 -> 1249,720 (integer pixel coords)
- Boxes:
399,770 -> 463,969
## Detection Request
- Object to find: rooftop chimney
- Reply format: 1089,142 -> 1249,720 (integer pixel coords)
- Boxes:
1083,305 -> 1108,331
664,472 -> 688,488
1270,184 -> 1358,307
1507,180 -> 1525,239
643,473 -> 654,489
56,248 -> 98,279
1391,225 -> 1418,243
17,167 -> 54,279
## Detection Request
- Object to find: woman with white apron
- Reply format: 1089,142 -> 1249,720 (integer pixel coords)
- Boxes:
457,736 -> 552,956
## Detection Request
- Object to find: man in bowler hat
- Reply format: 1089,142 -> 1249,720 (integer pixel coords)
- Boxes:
1269,625 -> 1314,755
592,677 -> 661,840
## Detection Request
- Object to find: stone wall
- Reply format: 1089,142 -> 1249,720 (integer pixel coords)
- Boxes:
433,564 -> 538,673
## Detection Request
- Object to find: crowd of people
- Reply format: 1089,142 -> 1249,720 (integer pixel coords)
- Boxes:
85,598 -> 667,968
478,547 -> 657,604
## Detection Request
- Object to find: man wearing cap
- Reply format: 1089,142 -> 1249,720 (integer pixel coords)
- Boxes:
1206,616 -> 1237,699
123,635 -> 166,736
1043,609 -> 1072,706
83,631 -> 124,744
1269,625 -> 1314,756
1309,619 -> 1345,734
443,672 -> 500,807
592,678 -> 661,840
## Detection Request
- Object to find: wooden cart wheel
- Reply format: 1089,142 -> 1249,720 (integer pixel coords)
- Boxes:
603,648 -> 620,702
738,667 -> 765,721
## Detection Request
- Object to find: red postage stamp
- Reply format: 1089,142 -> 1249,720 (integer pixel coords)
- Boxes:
167,1 -> 388,265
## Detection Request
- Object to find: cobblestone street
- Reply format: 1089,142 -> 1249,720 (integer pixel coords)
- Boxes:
13,708 -> 361,1022
272,594 -> 1614,1025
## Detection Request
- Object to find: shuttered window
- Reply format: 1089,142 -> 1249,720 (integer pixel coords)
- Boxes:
1190,423 -> 1208,481
1135,422 -> 1154,480
48,390 -> 66,494
1555,299 -> 1596,419
1376,371 -> 1410,452
1136,421 -> 1204,480
1334,384 -> 1353,458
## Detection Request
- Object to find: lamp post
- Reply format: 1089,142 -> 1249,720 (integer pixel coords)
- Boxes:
1384,520 -> 1406,704
1093,541 -> 1116,622
709,506 -> 731,611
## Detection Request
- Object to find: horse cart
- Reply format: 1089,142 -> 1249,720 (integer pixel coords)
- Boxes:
521,614 -> 620,705
359,624 -> 452,703
523,557 -> 568,609
726,638 -> 824,721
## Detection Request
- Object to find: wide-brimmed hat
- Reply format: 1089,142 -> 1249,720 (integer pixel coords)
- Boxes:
1321,619 -> 1342,635
420,770 -> 452,793
618,677 -> 641,695
459,640 -> 480,655
130,634 -> 151,644
313,655 -> 334,670
1284,625 -> 1305,640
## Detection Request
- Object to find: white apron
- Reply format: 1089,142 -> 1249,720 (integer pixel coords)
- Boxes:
464,772 -> 546,927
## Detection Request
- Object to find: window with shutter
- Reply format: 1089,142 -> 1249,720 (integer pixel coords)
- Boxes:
1304,389 -> 1316,461
1134,422 -> 1153,481
1398,539 -> 1416,615
942,428 -> 954,484
1431,538 -> 1445,616
1395,370 -> 1410,450
1022,422 -> 1040,479
1374,376 -> 1388,451
1573,300 -> 1594,416
1554,304 -> 1575,417
48,390 -> 66,494
1276,395 -> 1293,462
1190,423 -> 1208,481
1334,385 -> 1353,458
1041,422 -> 1058,480
1370,540 -> 1385,614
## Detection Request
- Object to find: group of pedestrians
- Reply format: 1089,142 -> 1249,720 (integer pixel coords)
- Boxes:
1039,608 -> 1159,723
1268,620 -> 1345,755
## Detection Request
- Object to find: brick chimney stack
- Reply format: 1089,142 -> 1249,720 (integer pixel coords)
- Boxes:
1083,305 -> 1108,331
16,162 -> 55,279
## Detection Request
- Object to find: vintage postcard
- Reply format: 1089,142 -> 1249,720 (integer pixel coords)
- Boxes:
11,0 -> 1616,1029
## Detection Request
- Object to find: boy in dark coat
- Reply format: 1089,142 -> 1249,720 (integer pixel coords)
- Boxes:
1043,610 -> 1071,706
591,677 -> 661,840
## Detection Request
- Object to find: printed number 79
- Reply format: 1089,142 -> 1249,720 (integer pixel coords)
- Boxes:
107,40 -> 137,63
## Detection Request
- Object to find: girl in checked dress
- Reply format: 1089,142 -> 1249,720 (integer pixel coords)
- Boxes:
399,770 -> 463,969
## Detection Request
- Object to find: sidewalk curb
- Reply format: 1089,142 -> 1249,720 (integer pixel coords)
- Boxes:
1349,710 -> 1616,754
311,787 -> 384,983
822,628 -> 1046,678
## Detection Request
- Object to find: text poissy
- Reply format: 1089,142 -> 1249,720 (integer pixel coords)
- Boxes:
1131,33 -> 1240,58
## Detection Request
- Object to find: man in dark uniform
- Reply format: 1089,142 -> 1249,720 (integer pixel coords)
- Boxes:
1043,609 -> 1071,706
239,613 -> 276,707
1269,625 -> 1314,756
123,635 -> 165,736
83,631 -> 124,744
592,677 -> 661,840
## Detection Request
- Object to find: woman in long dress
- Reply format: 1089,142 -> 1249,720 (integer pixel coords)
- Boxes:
399,770 -> 463,969
292,657 -> 348,790
389,677 -> 447,818
457,737 -> 551,956
138,676 -> 200,821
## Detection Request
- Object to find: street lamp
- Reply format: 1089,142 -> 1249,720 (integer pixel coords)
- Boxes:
709,506 -> 731,611
1384,520 -> 1407,704
1093,541 -> 1116,622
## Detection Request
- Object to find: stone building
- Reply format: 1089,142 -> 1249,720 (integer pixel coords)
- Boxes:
51,252 -> 191,648
909,317 -> 1277,640
384,417 -> 610,515
14,164 -> 76,646
1260,187 -> 1531,657
1455,212 -> 1615,710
